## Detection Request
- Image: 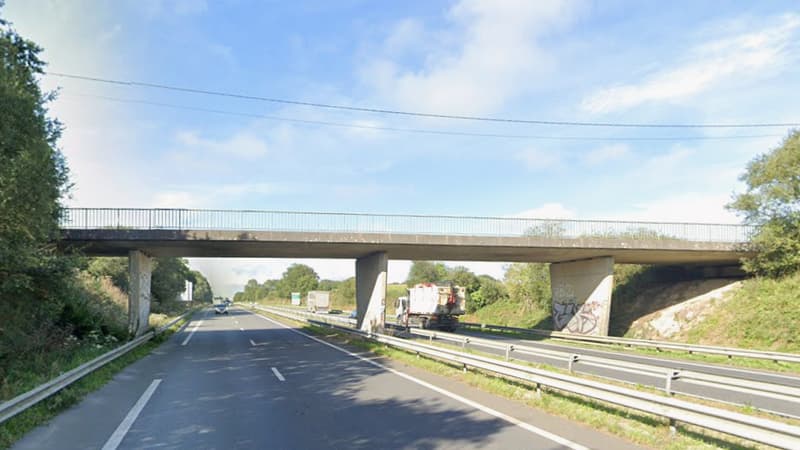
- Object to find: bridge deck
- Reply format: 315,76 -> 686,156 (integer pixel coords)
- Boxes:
60,229 -> 748,264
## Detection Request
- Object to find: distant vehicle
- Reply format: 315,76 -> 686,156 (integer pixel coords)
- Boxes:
397,283 -> 466,331
307,290 -> 331,313
224,298 -> 232,305
214,303 -> 229,315
348,310 -> 357,319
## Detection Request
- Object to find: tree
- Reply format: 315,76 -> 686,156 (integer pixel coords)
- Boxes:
318,279 -> 340,291
504,263 -> 551,312
189,270 -> 213,303
241,278 -> 260,303
277,264 -> 319,297
87,257 -> 129,292
468,275 -> 508,312
728,131 -> 800,277
150,257 -> 191,310
447,266 -> 480,293
406,261 -> 448,286
0,10 -> 71,301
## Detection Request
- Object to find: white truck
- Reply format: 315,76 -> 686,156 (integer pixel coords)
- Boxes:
307,290 -> 331,313
396,283 -> 466,331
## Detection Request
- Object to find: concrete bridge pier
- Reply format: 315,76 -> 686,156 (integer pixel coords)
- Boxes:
356,252 -> 387,333
128,250 -> 153,337
550,256 -> 614,336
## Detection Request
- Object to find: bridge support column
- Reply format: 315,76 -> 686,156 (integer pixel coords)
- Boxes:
128,250 -> 153,337
550,256 -> 614,336
356,252 -> 387,333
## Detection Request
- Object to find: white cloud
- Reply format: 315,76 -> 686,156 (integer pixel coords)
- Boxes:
363,0 -> 582,114
642,145 -> 693,171
142,0 -> 208,17
175,131 -> 269,159
582,14 -> 800,113
512,203 -> 576,219
208,43 -> 236,68
515,148 -> 562,171
217,183 -> 287,196
607,193 -> 740,223
584,144 -> 629,165
152,191 -> 205,208
383,18 -> 427,54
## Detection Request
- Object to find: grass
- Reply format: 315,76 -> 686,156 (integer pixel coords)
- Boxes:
258,308 -> 779,450
462,297 -> 551,328
685,274 -> 800,353
0,312 -> 193,450
461,271 -> 800,374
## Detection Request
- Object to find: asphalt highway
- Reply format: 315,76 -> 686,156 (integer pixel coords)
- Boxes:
14,308 -> 641,450
444,328 -> 800,418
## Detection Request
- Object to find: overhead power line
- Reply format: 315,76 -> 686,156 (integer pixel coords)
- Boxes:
47,71 -> 800,129
63,92 -> 782,142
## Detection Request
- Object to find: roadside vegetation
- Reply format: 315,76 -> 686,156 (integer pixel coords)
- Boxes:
0,316 -> 191,449
0,9 -> 212,446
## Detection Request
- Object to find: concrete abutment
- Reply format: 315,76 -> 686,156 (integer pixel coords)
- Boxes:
356,252 -> 387,333
550,256 -> 614,336
128,250 -> 152,337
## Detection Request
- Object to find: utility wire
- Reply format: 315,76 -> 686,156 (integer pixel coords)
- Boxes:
47,71 -> 800,129
62,92 -> 782,142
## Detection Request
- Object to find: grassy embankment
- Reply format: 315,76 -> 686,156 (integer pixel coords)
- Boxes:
0,274 -> 199,449
260,310 -> 774,450
0,313 -> 192,449
463,268 -> 800,371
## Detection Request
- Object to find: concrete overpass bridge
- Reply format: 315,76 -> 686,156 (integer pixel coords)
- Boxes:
59,208 -> 754,338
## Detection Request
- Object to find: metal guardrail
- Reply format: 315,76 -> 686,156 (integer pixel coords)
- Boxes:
0,310 -> 195,425
264,306 -> 800,416
59,208 -> 754,243
408,327 -> 800,410
459,322 -> 800,364
256,305 -> 800,449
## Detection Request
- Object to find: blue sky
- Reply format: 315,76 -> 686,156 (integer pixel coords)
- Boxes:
4,0 -> 800,295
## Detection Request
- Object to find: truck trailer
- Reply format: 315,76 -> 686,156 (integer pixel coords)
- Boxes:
397,283 -> 466,331
307,290 -> 331,313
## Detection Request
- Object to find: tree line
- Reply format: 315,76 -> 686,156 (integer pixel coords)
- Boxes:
0,10 -> 215,391
233,260 -> 553,314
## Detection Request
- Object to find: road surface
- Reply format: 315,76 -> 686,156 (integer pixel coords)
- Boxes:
445,328 -> 800,418
14,308 -> 641,450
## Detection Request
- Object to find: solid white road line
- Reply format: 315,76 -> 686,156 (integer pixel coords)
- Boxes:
181,320 -> 204,346
271,367 -> 286,382
101,379 -> 162,450
254,312 -> 588,450
250,339 -> 257,347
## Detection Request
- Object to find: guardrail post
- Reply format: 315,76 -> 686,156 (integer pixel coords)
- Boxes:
665,370 -> 680,395
568,354 -> 579,373
462,337 -> 470,350
505,345 -> 514,361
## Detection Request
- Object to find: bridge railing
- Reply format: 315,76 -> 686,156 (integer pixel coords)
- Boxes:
59,208 -> 754,243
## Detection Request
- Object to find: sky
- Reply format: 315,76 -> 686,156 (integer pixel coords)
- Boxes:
3,0 -> 799,296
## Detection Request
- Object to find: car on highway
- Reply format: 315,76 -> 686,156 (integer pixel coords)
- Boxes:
214,303 -> 229,315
